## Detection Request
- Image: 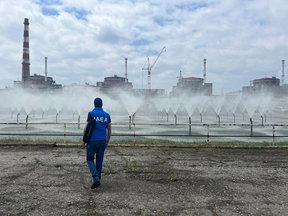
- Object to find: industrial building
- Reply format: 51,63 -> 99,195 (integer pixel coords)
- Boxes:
14,73 -> 62,91
242,76 -> 288,96
97,75 -> 133,92
170,59 -> 213,96
14,18 -> 62,92
241,60 -> 288,97
171,74 -> 213,96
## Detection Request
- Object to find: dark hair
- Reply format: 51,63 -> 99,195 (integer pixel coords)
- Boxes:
94,98 -> 103,107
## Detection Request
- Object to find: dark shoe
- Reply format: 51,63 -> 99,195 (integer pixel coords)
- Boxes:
91,178 -> 100,189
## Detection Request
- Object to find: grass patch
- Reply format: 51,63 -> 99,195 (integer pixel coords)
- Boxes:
126,159 -> 142,173
1,137 -> 287,148
116,150 -> 125,156
34,158 -> 41,163
103,162 -> 115,175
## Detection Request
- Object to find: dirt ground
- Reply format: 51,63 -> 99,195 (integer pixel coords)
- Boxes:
0,145 -> 288,216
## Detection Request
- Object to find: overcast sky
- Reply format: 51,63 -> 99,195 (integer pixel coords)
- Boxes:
0,0 -> 287,95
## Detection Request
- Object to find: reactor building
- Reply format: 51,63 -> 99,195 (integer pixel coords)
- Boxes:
242,60 -> 288,97
170,59 -> 213,96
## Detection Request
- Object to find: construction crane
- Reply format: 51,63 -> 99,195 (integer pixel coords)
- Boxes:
142,46 -> 166,97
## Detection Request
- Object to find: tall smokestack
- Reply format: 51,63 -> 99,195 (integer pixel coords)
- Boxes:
203,59 -> 207,84
45,57 -> 48,82
22,18 -> 30,88
282,60 -> 285,86
125,58 -> 128,83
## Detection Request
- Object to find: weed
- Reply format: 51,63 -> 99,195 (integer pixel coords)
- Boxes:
30,206 -> 35,210
34,158 -> 40,163
144,213 -> 151,216
22,156 -> 26,159
192,164 -> 196,167
55,164 -> 61,168
169,177 -> 178,181
126,159 -> 142,172
146,178 -> 150,181
104,162 -> 115,175
116,150 -> 125,156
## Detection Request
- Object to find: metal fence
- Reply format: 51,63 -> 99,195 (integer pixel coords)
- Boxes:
0,122 -> 288,146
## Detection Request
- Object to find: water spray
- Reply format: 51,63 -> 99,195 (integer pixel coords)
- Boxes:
56,113 -> 59,123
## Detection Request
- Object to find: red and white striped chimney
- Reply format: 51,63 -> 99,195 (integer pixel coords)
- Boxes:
22,18 -> 30,88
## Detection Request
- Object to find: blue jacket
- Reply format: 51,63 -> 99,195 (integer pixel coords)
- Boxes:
87,108 -> 111,141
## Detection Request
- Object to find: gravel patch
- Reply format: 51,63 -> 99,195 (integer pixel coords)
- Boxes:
0,145 -> 288,215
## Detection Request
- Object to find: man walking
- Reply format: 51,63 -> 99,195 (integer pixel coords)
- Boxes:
82,97 -> 111,189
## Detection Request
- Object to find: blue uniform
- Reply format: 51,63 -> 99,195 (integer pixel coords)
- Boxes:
86,107 -> 111,181
87,107 -> 111,141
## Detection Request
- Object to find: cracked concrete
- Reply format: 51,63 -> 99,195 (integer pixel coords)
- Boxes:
0,145 -> 288,215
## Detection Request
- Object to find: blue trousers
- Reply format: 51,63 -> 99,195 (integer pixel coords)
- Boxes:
86,140 -> 106,180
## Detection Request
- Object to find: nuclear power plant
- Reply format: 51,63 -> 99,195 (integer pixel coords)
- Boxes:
3,18 -> 287,98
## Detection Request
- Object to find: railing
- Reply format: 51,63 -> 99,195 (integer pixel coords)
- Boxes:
0,122 -> 288,146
